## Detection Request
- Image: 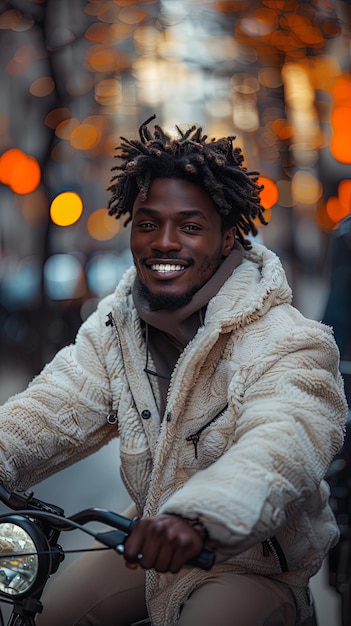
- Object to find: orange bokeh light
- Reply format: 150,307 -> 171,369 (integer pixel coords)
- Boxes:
70,124 -> 102,150
330,132 -> 351,164
0,148 -> 41,194
338,180 -> 351,212
331,76 -> 351,164
87,209 -> 121,241
332,73 -> 351,105
258,176 -> 279,209
29,76 -> 55,97
9,156 -> 41,194
0,148 -> 25,184
331,106 -> 351,132
326,196 -> 351,223
316,203 -> 337,231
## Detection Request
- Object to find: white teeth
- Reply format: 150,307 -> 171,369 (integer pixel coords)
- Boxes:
150,263 -> 184,272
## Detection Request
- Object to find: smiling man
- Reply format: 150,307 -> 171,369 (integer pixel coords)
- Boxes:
131,177 -> 235,309
0,116 -> 347,626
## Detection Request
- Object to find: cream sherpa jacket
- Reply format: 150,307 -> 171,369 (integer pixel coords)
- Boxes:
0,242 -> 347,625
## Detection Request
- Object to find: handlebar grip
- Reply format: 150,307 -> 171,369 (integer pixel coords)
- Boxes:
129,516 -> 215,570
186,547 -> 215,571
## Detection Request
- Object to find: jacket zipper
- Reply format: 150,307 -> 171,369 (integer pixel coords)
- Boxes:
108,311 -> 288,575
262,537 -> 288,572
186,404 -> 228,459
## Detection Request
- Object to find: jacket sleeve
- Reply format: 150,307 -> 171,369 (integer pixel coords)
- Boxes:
160,318 -> 347,554
0,298 -> 117,491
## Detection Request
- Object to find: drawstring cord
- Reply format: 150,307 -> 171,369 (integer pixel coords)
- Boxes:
143,323 -> 171,380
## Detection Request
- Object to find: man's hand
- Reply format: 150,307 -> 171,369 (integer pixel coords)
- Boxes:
123,514 -> 205,573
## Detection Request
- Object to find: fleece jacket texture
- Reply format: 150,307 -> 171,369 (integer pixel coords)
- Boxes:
0,242 -> 347,625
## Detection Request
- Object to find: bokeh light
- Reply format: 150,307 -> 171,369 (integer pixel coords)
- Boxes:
258,176 -> 279,209
44,254 -> 83,300
338,180 -> 351,213
330,73 -> 351,164
0,148 -> 41,194
87,209 -> 121,241
326,196 -> 350,224
50,191 -> 83,226
325,179 -> 351,224
70,124 -> 102,150
1,0 -> 350,364
29,77 -> 55,98
291,171 -> 323,205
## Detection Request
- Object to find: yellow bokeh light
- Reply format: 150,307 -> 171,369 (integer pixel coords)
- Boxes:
87,209 -> 121,241
50,192 -> 83,226
291,171 -> 323,204
70,124 -> 102,150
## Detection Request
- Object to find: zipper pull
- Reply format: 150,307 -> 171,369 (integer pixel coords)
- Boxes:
106,312 -> 113,327
186,433 -> 200,459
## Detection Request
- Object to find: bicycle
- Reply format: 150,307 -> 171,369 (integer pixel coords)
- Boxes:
0,483 -> 214,625
0,482 -> 323,626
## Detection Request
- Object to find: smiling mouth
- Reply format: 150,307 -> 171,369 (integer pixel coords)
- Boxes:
150,263 -> 186,273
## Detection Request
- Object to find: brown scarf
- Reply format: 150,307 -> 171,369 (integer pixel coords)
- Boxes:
132,243 -> 244,414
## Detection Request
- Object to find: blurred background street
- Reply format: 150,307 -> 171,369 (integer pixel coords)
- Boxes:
1,0 -> 351,624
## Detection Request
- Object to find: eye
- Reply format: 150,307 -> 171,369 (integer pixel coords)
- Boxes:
182,224 -> 201,231
138,221 -> 157,230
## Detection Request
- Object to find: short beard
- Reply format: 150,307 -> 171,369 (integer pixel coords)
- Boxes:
138,281 -> 198,311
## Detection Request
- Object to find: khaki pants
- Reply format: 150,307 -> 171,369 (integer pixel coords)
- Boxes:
37,544 -> 296,626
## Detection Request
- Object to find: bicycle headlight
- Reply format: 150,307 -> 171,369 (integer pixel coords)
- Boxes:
0,515 -> 51,597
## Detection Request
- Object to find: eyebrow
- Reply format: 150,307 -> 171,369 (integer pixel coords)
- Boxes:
134,207 -> 209,220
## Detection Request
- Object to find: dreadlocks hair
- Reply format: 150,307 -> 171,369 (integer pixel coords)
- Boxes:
107,114 -> 267,250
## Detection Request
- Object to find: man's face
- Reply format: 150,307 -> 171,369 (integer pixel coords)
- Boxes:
130,178 -> 235,309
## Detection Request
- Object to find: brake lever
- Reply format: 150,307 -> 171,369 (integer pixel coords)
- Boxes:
0,483 -> 34,509
94,529 -> 130,551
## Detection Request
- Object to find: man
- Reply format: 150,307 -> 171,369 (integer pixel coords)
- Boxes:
0,116 -> 347,625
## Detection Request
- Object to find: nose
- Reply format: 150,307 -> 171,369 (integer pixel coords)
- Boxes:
151,224 -> 181,252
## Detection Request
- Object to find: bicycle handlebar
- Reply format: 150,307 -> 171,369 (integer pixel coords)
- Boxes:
0,489 -> 216,571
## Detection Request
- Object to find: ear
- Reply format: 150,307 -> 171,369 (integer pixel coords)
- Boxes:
222,226 -> 236,257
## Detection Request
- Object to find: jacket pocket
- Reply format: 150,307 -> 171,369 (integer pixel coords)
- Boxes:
186,404 -> 229,460
262,536 -> 289,572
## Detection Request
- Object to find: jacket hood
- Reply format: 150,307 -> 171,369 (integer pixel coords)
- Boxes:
113,242 -> 293,333
206,242 -> 293,332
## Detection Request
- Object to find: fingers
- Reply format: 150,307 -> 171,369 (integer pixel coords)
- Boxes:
123,515 -> 204,573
